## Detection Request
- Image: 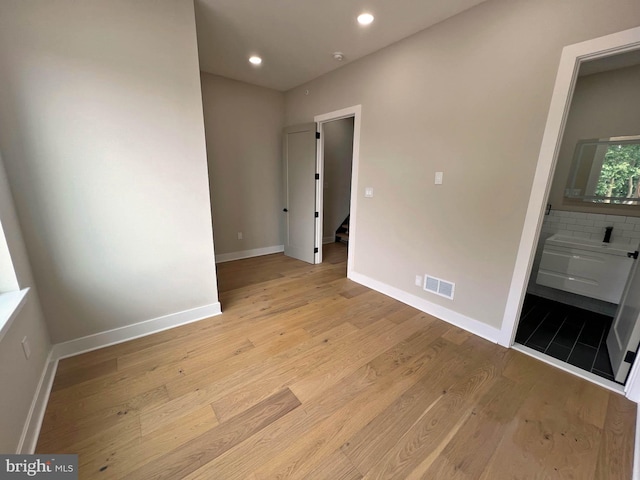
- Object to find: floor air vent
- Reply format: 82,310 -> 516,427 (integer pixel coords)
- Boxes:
423,275 -> 455,300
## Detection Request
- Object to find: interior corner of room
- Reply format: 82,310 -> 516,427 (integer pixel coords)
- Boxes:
0,0 -> 640,470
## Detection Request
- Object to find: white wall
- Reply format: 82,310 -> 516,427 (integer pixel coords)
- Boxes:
200,73 -> 285,258
548,64 -> 640,216
0,0 -> 218,343
284,0 -> 640,332
0,153 -> 51,453
323,118 -> 354,241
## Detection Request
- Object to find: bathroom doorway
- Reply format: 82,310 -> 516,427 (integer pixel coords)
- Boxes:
513,46 -> 640,388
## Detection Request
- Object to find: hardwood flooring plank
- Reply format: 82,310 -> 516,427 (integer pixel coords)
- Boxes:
146,323 -> 357,433
47,335 -> 254,409
301,450 -> 362,480
384,304 -> 423,325
183,327 -> 460,480
211,318 -> 398,422
442,325 -> 472,345
594,392 -> 635,479
37,385 -> 168,452
417,374 -> 532,479
479,370 -> 604,480
339,283 -> 370,300
346,357 -> 500,478
38,409 -> 142,458
162,322 -> 339,400
80,405 -> 218,479
35,244 -> 635,480
251,332 -> 458,479
54,313 -> 230,373
287,314 -> 428,403
125,388 -> 301,480
51,358 -> 118,392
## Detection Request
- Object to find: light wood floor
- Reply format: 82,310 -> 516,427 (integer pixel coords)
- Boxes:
37,242 -> 636,479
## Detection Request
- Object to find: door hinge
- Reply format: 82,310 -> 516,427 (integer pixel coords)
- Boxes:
628,250 -> 639,259
625,350 -> 637,363
315,212 -> 319,218
315,132 -> 320,140
315,173 -> 320,180
314,247 -> 319,253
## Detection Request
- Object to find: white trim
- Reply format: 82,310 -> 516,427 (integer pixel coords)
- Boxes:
315,121 -> 323,265
51,303 -> 221,360
512,344 -> 625,394
314,105 -> 361,277
17,350 -> 58,453
350,271 -> 501,343
322,236 -> 335,244
634,409 -> 640,480
17,302 -> 221,454
215,245 -> 284,264
626,349 -> 640,402
0,287 -> 29,344
500,26 -> 640,350
499,26 -> 640,404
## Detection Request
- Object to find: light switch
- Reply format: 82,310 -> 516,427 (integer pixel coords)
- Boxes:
365,187 -> 374,198
435,172 -> 443,185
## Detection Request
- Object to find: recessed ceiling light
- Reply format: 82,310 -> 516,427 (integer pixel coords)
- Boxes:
249,56 -> 262,65
357,13 -> 374,25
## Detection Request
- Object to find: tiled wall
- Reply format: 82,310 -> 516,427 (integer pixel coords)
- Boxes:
540,210 -> 640,246
528,209 -> 640,315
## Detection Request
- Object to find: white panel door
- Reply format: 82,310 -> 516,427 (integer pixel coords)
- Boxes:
283,123 -> 317,264
607,252 -> 640,383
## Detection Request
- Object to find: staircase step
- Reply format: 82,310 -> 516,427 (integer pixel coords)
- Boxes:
336,232 -> 349,241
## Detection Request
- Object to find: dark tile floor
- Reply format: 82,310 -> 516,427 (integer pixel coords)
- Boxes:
515,294 -> 618,383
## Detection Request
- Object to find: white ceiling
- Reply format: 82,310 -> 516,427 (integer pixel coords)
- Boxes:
194,0 -> 488,92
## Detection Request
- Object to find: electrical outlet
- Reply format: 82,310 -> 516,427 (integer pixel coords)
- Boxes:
365,187 -> 374,198
237,232 -> 243,240
21,337 -> 31,360
435,172 -> 443,185
415,275 -> 423,287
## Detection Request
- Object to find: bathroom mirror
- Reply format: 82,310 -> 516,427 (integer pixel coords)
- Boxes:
565,135 -> 640,205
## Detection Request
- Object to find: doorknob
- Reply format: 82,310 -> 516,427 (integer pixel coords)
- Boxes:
283,208 -> 288,212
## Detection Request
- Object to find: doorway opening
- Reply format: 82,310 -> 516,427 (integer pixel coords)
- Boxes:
319,117 -> 354,272
314,106 -> 361,279
500,26 -> 640,400
514,52 -> 640,387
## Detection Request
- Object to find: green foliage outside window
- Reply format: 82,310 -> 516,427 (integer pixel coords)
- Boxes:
595,144 -> 640,203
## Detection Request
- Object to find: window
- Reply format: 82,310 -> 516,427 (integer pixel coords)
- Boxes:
594,143 -> 640,202
0,219 -> 19,293
565,135 -> 640,205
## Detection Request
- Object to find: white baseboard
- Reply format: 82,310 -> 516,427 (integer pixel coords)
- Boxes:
323,236 -> 335,244
349,272 -> 501,344
51,303 -> 221,360
21,302 -> 222,452
215,245 -> 284,263
17,350 -> 58,454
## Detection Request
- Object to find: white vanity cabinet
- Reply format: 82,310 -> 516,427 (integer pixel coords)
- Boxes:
536,234 -> 638,304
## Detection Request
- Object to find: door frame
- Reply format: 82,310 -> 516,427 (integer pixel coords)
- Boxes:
498,25 -> 640,401
314,105 -> 361,277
